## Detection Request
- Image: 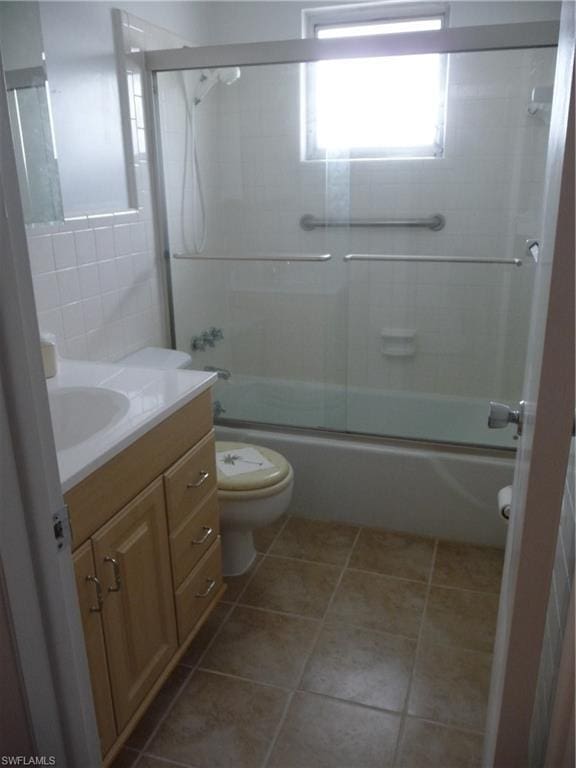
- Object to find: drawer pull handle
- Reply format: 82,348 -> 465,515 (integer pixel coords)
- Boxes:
187,471 -> 210,488
86,575 -> 104,612
191,526 -> 213,545
196,578 -> 217,598
104,556 -> 121,592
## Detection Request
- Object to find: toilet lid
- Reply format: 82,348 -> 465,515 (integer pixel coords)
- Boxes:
215,442 -> 291,491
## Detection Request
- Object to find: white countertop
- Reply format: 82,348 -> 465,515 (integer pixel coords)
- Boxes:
47,360 -> 217,492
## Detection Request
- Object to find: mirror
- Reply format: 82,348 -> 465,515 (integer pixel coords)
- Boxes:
0,1 -> 64,224
0,1 -> 137,224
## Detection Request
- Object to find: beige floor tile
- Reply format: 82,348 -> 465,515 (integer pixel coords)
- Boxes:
397,718 -> 483,767
408,643 -> 492,731
136,757 -> 184,768
254,515 -> 288,554
268,691 -> 400,768
327,570 -> 426,638
225,555 -> 263,602
349,529 -> 435,582
270,517 -> 359,566
423,587 -> 499,653
110,748 -> 140,768
433,542 -> 504,593
179,602 -> 233,668
301,623 -> 415,711
147,670 -> 288,768
127,665 -> 191,749
240,557 -> 341,618
201,605 -> 319,687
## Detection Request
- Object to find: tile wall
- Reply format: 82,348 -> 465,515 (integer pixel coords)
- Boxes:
26,11 -> 180,362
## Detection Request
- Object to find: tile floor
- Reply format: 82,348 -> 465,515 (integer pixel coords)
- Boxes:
112,516 -> 504,768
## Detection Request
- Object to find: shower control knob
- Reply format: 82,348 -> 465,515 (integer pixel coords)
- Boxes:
488,401 -> 525,436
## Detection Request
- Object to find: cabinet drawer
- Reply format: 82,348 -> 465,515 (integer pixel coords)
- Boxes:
164,431 -> 217,531
170,491 -> 220,589
175,538 -> 223,643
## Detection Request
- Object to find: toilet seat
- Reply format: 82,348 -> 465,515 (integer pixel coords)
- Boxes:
215,442 -> 293,499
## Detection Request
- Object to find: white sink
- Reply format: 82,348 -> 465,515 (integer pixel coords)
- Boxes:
48,386 -> 130,451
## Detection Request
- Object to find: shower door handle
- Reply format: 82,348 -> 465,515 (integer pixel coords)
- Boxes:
488,401 -> 525,436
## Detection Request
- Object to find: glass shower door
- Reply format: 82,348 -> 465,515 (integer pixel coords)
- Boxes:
150,34 -> 556,450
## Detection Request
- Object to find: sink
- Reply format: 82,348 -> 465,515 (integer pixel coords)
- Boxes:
48,386 -> 130,450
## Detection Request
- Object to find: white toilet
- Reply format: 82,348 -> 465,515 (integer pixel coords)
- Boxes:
120,346 -> 294,576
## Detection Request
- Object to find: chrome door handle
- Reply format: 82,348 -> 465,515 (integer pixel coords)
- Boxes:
187,471 -> 210,488
104,556 -> 121,592
86,575 -> 104,613
196,578 -> 216,598
191,526 -> 213,545
488,401 -> 525,436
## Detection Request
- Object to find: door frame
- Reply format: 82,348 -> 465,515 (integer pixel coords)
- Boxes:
484,4 -> 575,764
0,51 -> 101,765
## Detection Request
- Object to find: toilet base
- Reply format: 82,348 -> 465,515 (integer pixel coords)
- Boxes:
221,529 -> 257,577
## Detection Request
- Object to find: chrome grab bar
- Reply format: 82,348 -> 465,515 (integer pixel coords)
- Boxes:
172,252 -> 332,261
344,254 -> 523,266
300,214 -> 445,231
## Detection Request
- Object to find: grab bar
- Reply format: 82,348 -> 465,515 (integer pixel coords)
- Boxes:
300,214 -> 445,232
172,252 -> 332,262
344,254 -> 523,266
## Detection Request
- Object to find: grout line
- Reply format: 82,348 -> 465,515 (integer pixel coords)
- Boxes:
259,551 -> 345,570
392,538 -> 439,767
194,666 -> 292,692
134,664 -> 196,758
260,690 -> 295,768
230,601 -> 323,623
261,526 -> 362,768
138,752 -> 197,768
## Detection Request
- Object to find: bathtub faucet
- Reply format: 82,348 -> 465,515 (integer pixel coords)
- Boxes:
204,365 -> 232,381
191,327 -> 224,351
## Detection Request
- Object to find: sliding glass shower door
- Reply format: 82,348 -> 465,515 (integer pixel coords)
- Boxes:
149,27 -> 556,449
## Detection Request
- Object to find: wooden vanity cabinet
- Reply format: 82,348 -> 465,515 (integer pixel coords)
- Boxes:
73,543 -> 117,756
92,479 -> 177,731
69,390 -> 225,766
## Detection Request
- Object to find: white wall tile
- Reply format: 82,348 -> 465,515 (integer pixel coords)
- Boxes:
29,236 -> 55,275
74,229 -> 97,265
52,232 -> 77,269
33,273 -> 60,311
57,268 -> 82,305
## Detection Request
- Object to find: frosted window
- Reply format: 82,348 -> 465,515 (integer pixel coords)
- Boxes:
305,15 -> 446,160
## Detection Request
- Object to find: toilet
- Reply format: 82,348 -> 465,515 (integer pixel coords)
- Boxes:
120,347 -> 294,576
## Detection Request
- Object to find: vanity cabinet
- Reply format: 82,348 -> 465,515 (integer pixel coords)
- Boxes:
91,479 -> 177,731
68,389 -> 224,766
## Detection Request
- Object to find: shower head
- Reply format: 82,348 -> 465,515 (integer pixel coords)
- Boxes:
193,66 -> 241,106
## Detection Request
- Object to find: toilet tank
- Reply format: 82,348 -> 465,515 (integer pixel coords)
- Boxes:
120,346 -> 192,370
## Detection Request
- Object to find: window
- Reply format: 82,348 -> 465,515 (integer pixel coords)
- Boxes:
303,4 -> 447,161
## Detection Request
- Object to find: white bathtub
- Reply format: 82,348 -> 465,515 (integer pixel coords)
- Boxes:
217,424 -> 513,548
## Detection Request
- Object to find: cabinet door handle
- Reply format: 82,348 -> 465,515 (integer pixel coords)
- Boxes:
191,526 -> 213,546
196,578 -> 216,598
187,471 -> 210,489
86,575 -> 104,612
104,556 -> 121,592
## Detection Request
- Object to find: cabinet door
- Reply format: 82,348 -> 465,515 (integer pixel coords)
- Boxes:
73,542 -> 117,756
92,479 -> 177,730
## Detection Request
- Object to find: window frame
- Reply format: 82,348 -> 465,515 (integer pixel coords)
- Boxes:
301,2 -> 449,162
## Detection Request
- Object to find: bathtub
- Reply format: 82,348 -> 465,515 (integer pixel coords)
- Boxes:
215,377 -> 515,547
